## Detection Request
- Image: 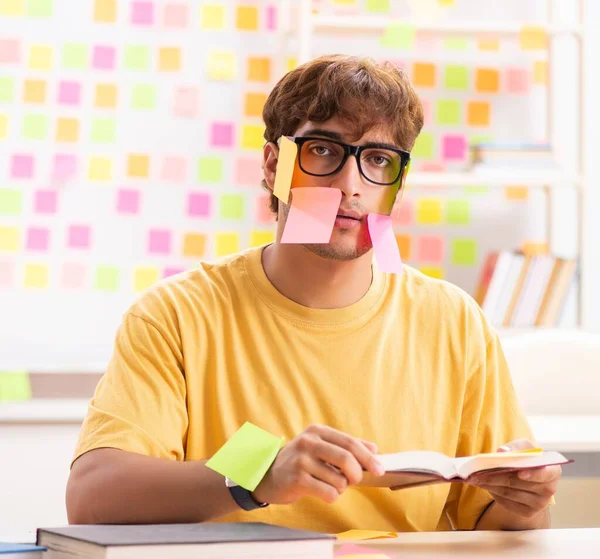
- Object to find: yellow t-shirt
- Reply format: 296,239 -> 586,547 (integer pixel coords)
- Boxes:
73,245 -> 532,533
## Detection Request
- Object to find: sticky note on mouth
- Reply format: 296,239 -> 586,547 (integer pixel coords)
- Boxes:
367,214 -> 403,274
281,187 -> 342,244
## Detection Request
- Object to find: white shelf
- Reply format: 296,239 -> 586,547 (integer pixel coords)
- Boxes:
0,399 -> 90,424
310,15 -> 583,36
407,172 -> 581,188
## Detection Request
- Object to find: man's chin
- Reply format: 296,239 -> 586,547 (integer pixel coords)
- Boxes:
304,242 -> 372,262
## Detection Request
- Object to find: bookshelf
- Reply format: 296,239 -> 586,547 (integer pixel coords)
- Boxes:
278,0 -> 600,334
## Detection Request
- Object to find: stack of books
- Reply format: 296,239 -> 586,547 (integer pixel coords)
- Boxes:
475,250 -> 578,328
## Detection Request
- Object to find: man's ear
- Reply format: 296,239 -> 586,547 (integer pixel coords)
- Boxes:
263,142 -> 279,192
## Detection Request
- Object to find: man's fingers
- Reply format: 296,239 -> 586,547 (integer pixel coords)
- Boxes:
498,439 -> 537,452
307,460 -> 349,495
313,440 -> 365,485
474,466 -> 561,489
360,439 -> 379,454
488,495 -> 541,519
518,465 -> 562,483
299,473 -> 342,504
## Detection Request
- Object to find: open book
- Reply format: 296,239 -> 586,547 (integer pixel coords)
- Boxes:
360,450 -> 571,490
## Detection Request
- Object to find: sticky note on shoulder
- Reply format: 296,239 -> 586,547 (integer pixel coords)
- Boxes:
367,214 -> 403,274
273,136 -> 297,204
205,422 -> 285,491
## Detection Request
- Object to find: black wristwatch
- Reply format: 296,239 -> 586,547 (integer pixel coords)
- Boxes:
225,477 -> 269,511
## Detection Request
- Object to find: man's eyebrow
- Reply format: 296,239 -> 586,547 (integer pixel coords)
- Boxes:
299,129 -> 402,151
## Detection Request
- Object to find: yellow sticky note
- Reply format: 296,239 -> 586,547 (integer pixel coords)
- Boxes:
94,0 -> 116,22
28,44 -> 53,70
250,230 -> 274,247
534,61 -> 548,85
241,124 -> 265,150
201,4 -> 224,30
336,530 -> 397,541
159,47 -> 181,71
23,79 -> 46,103
0,114 -> 8,138
0,226 -> 19,251
420,266 -> 445,280
95,83 -> 117,108
478,37 -> 500,51
88,157 -> 112,181
24,263 -> 48,288
56,118 -> 79,142
521,26 -> 548,51
206,422 -> 285,491
0,0 -> 23,16
207,51 -> 236,80
127,154 -> 149,178
133,267 -> 158,292
273,136 -> 297,203
286,57 -> 297,72
216,232 -> 239,256
505,186 -> 529,201
183,233 -> 206,257
0,371 -> 32,401
416,199 -> 442,224
236,5 -> 258,30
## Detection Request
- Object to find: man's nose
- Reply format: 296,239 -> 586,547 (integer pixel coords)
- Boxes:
330,155 -> 364,198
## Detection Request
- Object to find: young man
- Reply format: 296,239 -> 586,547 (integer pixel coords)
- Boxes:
66,55 -> 560,533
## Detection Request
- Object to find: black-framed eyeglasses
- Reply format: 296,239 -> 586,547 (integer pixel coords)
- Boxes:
287,135 -> 411,186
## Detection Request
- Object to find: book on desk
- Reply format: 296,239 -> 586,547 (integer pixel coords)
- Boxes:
0,543 -> 46,558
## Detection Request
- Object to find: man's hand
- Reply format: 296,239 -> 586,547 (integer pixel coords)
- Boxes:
470,439 -> 561,522
252,424 -> 384,506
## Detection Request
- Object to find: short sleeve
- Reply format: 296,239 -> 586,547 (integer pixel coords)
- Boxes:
72,311 -> 188,466
445,332 -> 534,530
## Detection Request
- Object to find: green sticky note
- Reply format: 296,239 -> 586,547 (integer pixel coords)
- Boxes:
380,24 -> 415,50
444,36 -> 469,51
95,266 -> 119,291
0,371 -> 32,401
452,239 -> 477,265
471,134 -> 494,145
447,199 -> 470,224
62,43 -> 88,69
220,194 -> 244,219
0,78 -> 15,102
131,85 -> 156,109
206,422 -> 285,491
437,100 -> 461,126
198,156 -> 223,183
412,132 -> 435,159
91,118 -> 116,143
445,65 -> 469,90
23,113 -> 48,139
0,189 -> 22,215
464,185 -> 489,195
366,0 -> 389,12
125,45 -> 150,70
26,0 -> 53,17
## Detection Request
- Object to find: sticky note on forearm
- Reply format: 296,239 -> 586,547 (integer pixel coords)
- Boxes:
206,422 -> 285,491
273,136 -> 297,204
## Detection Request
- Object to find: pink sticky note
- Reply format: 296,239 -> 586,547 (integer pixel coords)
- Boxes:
26,227 -> 50,252
116,188 -> 140,214
11,154 -> 34,179
210,122 -> 234,147
93,45 -> 116,70
61,262 -> 86,289
256,195 -> 275,223
58,80 -> 81,105
442,135 -> 467,161
0,39 -> 20,64
367,214 -> 403,274
52,154 -> 77,182
163,2 -> 188,28
419,161 -> 446,172
506,67 -> 530,94
68,225 -> 91,249
281,187 -> 342,244
235,156 -> 263,186
34,190 -> 58,214
392,199 -> 413,226
132,1 -> 154,24
173,86 -> 199,117
417,235 -> 444,262
420,98 -> 432,125
163,266 -> 184,278
161,155 -> 187,182
187,192 -> 211,217
148,229 -> 171,254
265,4 -> 277,31
0,261 -> 14,287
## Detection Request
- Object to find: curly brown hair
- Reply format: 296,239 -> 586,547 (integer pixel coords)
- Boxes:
261,54 -> 424,215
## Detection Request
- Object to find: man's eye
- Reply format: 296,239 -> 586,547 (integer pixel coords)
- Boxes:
311,145 -> 331,156
368,155 -> 391,167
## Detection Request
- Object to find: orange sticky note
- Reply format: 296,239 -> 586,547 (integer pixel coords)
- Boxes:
467,101 -> 491,126
478,36 -> 500,51
244,92 -> 266,117
521,26 -> 548,51
236,5 -> 258,30
412,62 -> 436,88
336,530 -> 397,541
521,241 -> 549,256
475,68 -> 499,93
395,234 -> 411,260
273,136 -> 297,203
505,186 -> 529,201
281,187 -> 341,244
247,56 -> 271,82
367,214 -> 403,274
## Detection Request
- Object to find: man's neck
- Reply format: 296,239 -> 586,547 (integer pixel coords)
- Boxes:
261,243 -> 373,310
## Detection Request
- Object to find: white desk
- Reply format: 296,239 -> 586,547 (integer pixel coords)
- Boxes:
334,529 -> 600,558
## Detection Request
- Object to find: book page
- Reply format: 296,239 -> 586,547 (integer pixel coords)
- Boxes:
376,451 -> 457,480
456,450 -> 568,479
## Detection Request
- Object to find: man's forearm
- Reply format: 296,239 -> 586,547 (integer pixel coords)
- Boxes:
66,448 -> 239,524
475,500 -> 551,531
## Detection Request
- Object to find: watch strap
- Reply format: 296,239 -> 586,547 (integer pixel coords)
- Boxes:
228,484 -> 269,511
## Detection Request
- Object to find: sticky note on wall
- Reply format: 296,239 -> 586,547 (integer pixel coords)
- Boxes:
0,371 -> 32,401
1,226 -> 21,251
273,136 -> 297,203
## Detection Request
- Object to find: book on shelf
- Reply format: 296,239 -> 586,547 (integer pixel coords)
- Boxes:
35,522 -> 334,559
475,250 -> 578,329
359,449 -> 571,490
